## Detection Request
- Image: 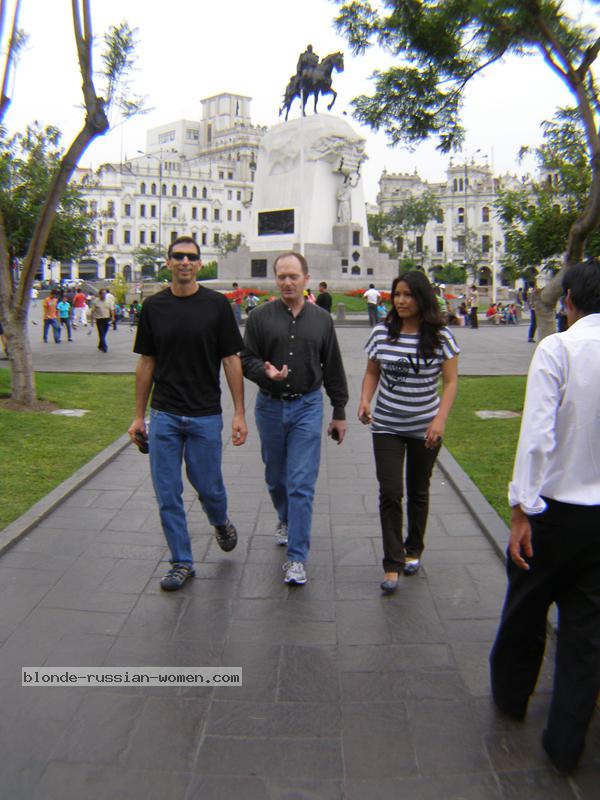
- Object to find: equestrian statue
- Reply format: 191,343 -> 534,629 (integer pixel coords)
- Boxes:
279,45 -> 344,121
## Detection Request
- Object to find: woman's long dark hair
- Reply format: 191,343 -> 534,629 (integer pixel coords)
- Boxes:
385,270 -> 444,359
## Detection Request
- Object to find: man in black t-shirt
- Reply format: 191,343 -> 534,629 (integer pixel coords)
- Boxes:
128,236 -> 247,591
315,281 -> 332,313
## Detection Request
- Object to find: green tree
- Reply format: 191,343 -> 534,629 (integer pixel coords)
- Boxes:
0,124 -> 93,261
133,244 -> 164,272
218,232 -> 244,257
382,191 -> 440,264
497,109 -> 600,275
0,1 -> 143,405
335,0 -> 600,338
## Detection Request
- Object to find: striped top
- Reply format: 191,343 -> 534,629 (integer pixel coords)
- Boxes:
365,324 -> 460,437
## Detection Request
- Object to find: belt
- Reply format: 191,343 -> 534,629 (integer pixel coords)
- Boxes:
260,390 -> 303,401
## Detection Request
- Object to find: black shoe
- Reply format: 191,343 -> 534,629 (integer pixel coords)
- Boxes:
214,518 -> 238,552
380,577 -> 399,594
160,562 -> 195,591
542,729 -> 577,775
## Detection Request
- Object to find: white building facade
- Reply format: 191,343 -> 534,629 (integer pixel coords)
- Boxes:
377,160 -> 525,291
61,93 -> 266,281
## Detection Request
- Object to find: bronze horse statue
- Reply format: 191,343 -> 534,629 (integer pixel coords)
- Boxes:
279,52 -> 344,120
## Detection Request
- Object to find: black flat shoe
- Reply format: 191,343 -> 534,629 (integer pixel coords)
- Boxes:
380,578 -> 399,594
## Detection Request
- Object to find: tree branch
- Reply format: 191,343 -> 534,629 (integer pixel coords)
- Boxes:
577,36 -> 600,80
0,0 -> 21,122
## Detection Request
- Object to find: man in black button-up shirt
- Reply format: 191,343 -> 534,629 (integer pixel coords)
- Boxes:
241,252 -> 348,585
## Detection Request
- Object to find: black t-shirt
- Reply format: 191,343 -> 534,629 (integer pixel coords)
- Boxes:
134,287 -> 243,416
316,292 -> 332,313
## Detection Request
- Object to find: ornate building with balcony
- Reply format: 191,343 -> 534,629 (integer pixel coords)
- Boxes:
67,93 -> 266,281
377,160 -> 525,288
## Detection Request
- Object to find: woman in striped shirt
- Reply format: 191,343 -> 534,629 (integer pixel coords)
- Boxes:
358,271 -> 459,594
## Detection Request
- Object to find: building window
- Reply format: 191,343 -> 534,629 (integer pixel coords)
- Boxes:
124,230 -> 131,245
140,182 -> 146,195
218,171 -> 224,179
342,267 -> 348,274
227,210 -> 232,221
186,128 -> 199,141
214,208 -> 220,221
482,206 -> 490,223
162,184 -> 167,196
457,235 -> 465,253
228,171 -> 233,180
436,208 -> 444,223
201,232 -> 207,246
107,229 -> 114,245
436,235 -> 444,253
158,130 -> 176,144
351,265 -> 361,275
251,259 -> 267,278
458,178 -> 464,191
107,201 -> 115,217
192,186 -> 197,199
236,191 -> 241,201
453,178 -> 457,192
457,207 -> 465,224
352,231 -> 360,246
213,232 -> 220,246
367,268 -> 374,275
151,204 -> 157,218
171,185 -> 177,197
192,232 -> 198,242
151,183 -> 156,195
139,204 -> 146,217
202,187 -> 207,199
192,207 -> 198,220
124,203 -> 131,217
171,206 -> 177,219
150,230 -> 156,244
90,201 -> 97,214
182,185 -> 188,198
416,236 -> 423,253
482,234 -> 491,253
236,210 -> 241,222
139,230 -> 146,244
202,207 -> 207,220
170,231 -> 177,243
227,190 -> 232,200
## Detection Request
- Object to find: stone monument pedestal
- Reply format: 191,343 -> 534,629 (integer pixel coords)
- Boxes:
219,113 -> 398,283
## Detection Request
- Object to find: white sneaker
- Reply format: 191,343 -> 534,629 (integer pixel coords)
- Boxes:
283,560 -> 307,585
275,521 -> 288,546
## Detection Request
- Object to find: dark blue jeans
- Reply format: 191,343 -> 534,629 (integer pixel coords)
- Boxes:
149,409 -> 228,565
43,318 -> 60,343
255,389 -> 323,564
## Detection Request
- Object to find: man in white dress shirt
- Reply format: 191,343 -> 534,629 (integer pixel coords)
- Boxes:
489,259 -> 600,775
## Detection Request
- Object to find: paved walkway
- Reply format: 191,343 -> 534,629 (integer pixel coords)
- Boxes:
1,320 -> 598,799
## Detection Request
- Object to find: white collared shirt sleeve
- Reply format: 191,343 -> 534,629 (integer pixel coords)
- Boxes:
508,341 -> 562,515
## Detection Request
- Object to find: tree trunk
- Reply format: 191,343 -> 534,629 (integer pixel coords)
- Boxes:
4,305 -> 35,405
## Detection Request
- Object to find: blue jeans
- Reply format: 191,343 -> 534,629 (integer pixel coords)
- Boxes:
43,318 -> 60,343
149,409 -> 228,565
255,389 -> 323,563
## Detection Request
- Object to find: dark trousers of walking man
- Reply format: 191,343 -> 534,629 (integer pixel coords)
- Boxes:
96,318 -> 110,352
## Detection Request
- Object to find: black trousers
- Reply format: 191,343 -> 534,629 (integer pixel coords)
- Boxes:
372,433 -> 440,573
96,318 -> 110,352
367,304 -> 378,326
490,499 -> 600,770
528,309 -> 537,341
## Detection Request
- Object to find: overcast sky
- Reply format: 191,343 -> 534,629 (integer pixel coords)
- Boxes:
6,0 -> 595,201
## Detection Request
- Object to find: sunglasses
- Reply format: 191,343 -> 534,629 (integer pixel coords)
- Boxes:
170,252 -> 200,262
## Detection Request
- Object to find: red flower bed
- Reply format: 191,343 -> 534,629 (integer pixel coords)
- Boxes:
224,288 -> 270,300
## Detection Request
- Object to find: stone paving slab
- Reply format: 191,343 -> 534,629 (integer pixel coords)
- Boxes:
0,327 -> 598,798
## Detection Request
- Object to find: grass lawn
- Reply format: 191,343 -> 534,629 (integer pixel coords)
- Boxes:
444,376 -> 527,525
0,372 -> 135,530
0,371 -> 525,533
